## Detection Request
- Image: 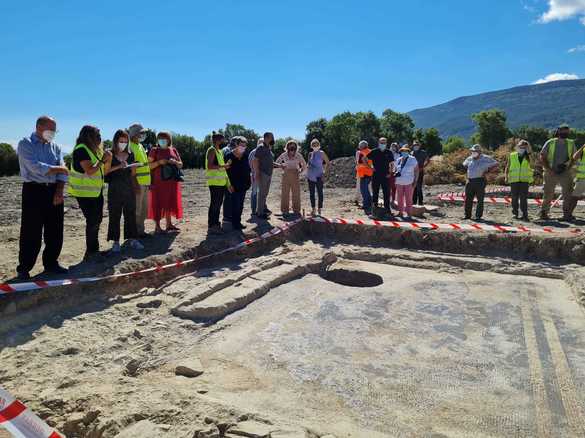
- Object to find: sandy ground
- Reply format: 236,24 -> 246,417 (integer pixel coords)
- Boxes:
2,168 -> 585,437
0,168 -> 584,283
2,242 -> 585,437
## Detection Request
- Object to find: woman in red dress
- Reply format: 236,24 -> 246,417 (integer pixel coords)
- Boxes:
148,132 -> 183,233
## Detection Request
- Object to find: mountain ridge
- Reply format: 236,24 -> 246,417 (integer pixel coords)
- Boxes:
408,79 -> 585,139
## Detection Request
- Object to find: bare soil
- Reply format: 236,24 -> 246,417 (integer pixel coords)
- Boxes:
2,167 -> 585,438
0,168 -> 583,283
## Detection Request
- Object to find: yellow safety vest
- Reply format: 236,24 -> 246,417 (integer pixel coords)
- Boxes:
547,138 -> 575,166
508,152 -> 534,184
205,147 -> 230,187
68,144 -> 104,198
576,155 -> 585,180
130,142 -> 151,186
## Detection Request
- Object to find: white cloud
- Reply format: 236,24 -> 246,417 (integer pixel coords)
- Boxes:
533,73 -> 580,84
539,0 -> 585,24
568,44 -> 585,52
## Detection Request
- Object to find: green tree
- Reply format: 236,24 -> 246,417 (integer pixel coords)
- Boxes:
0,143 -> 19,176
172,133 -> 204,168
202,123 -> 260,152
273,137 -> 295,158
512,126 -> 550,149
304,118 -> 328,151
379,109 -> 414,144
414,128 -> 442,156
471,109 -> 510,150
355,111 -> 381,148
443,136 -> 466,154
144,129 -> 157,149
324,111 -> 360,158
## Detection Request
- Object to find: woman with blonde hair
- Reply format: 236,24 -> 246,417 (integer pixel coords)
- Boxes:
306,139 -> 330,216
148,131 -> 184,233
276,140 -> 307,217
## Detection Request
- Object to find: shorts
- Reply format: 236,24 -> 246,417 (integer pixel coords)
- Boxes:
572,180 -> 585,197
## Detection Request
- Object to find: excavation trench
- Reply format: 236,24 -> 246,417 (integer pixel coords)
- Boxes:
2,222 -> 585,437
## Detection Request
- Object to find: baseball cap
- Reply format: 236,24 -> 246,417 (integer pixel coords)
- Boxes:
128,123 -> 147,138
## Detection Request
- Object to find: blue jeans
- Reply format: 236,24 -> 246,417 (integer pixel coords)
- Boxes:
360,176 -> 372,213
250,183 -> 258,215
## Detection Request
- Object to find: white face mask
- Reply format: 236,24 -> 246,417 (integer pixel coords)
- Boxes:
42,130 -> 56,142
236,146 -> 246,155
472,152 -> 480,158
311,146 -> 320,151
517,147 -> 527,155
158,139 -> 168,148
413,146 -> 420,151
118,142 -> 128,151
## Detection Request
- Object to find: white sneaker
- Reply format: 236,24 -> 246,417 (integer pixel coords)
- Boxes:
129,239 -> 144,250
111,242 -> 121,253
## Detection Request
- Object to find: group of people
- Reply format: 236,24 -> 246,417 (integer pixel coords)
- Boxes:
16,117 -> 183,280
354,138 -> 429,218
14,117 -> 332,280
353,123 -> 585,223
204,132 -> 331,234
461,124 -> 585,222
12,115 -> 585,281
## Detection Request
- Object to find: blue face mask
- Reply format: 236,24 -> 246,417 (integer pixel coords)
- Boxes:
379,144 -> 387,151
158,139 -> 168,148
401,152 -> 409,158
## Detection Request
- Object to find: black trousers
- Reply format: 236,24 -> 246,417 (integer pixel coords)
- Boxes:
372,176 -> 390,210
230,190 -> 247,227
17,182 -> 64,274
107,187 -> 137,242
464,177 -> 487,219
77,195 -> 104,254
510,182 -> 529,217
208,186 -> 225,228
413,173 -> 424,205
308,178 -> 324,209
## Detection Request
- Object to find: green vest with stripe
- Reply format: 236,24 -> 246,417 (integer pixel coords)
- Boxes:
130,142 -> 151,186
547,138 -> 575,166
68,144 -> 104,198
205,146 -> 230,187
508,152 -> 534,184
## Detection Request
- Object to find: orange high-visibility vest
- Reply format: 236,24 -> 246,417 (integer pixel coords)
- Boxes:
356,148 -> 373,178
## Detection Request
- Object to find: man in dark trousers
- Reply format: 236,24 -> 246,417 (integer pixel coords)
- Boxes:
367,137 -> 394,215
225,136 -> 251,230
412,141 -> 429,205
16,116 -> 70,280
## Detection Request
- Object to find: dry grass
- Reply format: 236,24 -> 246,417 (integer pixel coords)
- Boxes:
425,141 -> 543,186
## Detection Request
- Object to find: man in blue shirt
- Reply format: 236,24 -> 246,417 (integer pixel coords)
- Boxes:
16,116 -> 69,280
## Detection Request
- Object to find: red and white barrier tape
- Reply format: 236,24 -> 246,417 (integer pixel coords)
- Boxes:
441,185 -> 514,198
1,214 -> 581,296
0,387 -> 63,438
437,194 -> 585,207
0,219 -> 302,295
308,216 -> 582,235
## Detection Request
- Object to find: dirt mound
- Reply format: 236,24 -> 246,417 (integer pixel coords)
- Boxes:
326,156 -> 356,188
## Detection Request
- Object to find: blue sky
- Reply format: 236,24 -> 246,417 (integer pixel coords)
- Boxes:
1,0 -> 584,150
